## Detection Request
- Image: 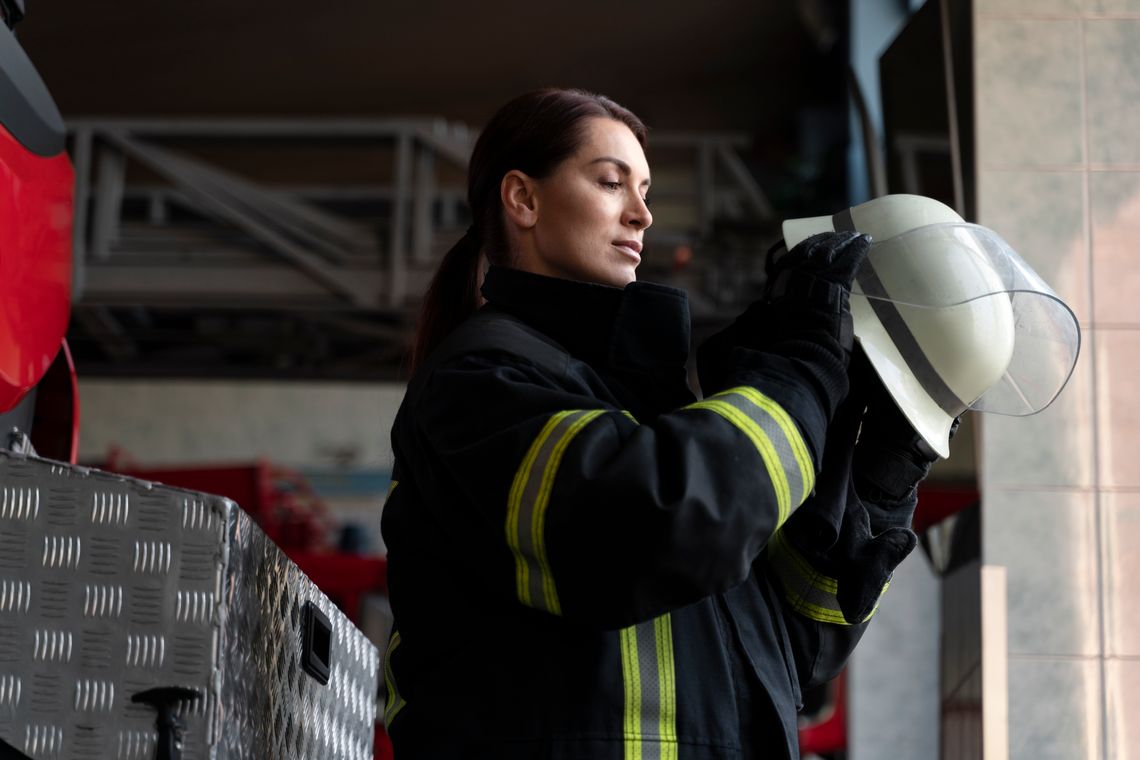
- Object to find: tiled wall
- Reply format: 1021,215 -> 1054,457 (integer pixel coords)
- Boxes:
975,1 -> 1140,757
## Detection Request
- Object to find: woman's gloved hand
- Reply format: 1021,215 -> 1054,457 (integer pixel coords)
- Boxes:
762,231 -> 872,355
850,346 -> 960,533
773,385 -> 919,625
697,231 -> 873,390
767,230 -> 872,289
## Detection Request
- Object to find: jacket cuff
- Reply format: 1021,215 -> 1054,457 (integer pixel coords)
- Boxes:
766,518 -> 916,625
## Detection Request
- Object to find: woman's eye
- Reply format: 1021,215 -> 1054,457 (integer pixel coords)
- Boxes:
600,181 -> 622,190
641,196 -> 651,207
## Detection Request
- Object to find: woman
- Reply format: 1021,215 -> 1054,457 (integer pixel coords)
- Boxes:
381,88 -> 937,759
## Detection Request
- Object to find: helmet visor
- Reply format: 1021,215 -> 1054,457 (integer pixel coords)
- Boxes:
852,222 -> 1081,417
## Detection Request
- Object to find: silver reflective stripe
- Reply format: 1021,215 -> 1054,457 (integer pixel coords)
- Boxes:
620,615 -> 677,760
719,388 -> 812,511
832,207 -> 855,233
767,528 -> 887,625
506,409 -> 605,615
854,264 -> 967,416
685,388 -> 815,526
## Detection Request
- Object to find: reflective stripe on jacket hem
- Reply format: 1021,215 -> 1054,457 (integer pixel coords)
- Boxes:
620,614 -> 678,760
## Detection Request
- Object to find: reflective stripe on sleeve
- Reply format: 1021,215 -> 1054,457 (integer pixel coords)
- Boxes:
767,529 -> 888,625
684,387 -> 815,526
620,615 -> 678,760
506,409 -> 606,615
383,629 -> 407,726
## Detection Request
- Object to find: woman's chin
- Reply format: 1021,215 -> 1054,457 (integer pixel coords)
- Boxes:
600,261 -> 638,287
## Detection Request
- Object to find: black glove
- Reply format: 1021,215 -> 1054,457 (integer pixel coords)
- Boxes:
776,386 -> 917,625
832,479 -> 918,623
762,231 -> 872,353
850,346 -> 960,532
779,387 -> 864,553
767,230 -> 871,289
697,231 -> 873,396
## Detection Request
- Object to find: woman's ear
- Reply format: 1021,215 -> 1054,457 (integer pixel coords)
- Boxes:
501,170 -> 539,230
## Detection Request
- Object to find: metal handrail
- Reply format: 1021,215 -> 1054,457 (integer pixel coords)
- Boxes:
68,118 -> 774,312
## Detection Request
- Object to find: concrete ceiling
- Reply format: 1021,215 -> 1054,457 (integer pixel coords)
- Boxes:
17,0 -> 844,133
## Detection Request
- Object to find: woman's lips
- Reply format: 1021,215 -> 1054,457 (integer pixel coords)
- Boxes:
613,241 -> 642,261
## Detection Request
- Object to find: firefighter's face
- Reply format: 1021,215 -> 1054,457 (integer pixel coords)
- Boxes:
504,117 -> 652,287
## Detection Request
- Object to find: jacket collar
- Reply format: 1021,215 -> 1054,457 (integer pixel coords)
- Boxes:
480,265 -> 691,373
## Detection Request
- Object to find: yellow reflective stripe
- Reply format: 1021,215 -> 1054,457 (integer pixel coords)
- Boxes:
687,398 -> 791,524
621,616 -> 678,760
711,387 -> 814,510
383,630 -> 406,726
622,410 -> 639,424
533,409 -> 605,613
769,529 -> 846,623
655,616 -> 678,760
732,386 -> 815,499
507,413 -> 564,607
385,480 -> 398,501
620,626 -> 641,759
684,387 -> 818,525
774,528 -> 838,594
507,409 -> 606,614
767,529 -> 888,625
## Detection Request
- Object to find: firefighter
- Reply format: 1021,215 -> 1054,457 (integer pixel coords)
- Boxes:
379,88 -> 939,759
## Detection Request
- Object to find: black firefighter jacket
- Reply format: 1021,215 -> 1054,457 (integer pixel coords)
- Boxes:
381,265 -> 907,759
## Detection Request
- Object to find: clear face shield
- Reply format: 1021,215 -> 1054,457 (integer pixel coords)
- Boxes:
852,222 -> 1081,425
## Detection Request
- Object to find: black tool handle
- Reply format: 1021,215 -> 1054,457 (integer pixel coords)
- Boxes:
132,686 -> 202,760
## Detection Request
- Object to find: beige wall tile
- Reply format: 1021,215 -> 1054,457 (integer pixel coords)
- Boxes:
1086,20 -> 1140,164
1106,658 -> 1140,760
1095,330 -> 1140,487
977,19 -> 1083,167
984,490 -> 1100,655
1091,171 -> 1140,325
1102,492 -> 1140,656
979,0 -> 1081,12
979,169 -> 1089,323
1085,0 -> 1140,11
980,340 -> 1094,488
1008,657 -> 1103,760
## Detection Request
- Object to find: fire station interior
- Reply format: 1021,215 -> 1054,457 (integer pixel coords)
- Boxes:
3,0 -> 1135,757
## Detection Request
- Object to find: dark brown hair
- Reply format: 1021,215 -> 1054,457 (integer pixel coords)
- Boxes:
410,88 -> 647,371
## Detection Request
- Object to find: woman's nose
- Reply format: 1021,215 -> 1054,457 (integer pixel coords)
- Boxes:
626,194 -> 652,230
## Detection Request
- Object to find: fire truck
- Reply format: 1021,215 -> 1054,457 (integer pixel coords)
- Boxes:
0,0 -> 77,464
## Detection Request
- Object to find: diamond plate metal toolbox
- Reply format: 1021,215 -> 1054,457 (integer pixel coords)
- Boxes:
0,449 -> 379,760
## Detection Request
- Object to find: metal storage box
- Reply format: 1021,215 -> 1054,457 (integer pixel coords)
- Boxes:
0,449 -> 379,760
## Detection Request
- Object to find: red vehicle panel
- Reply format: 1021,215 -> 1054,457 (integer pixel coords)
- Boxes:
0,121 -> 73,412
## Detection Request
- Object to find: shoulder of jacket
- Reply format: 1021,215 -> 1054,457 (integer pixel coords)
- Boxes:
407,309 -> 571,398
433,309 -> 568,371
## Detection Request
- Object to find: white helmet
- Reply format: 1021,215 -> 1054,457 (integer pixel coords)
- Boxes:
782,194 -> 1081,458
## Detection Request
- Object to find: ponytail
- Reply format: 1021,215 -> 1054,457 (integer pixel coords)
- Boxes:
410,227 -> 484,372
